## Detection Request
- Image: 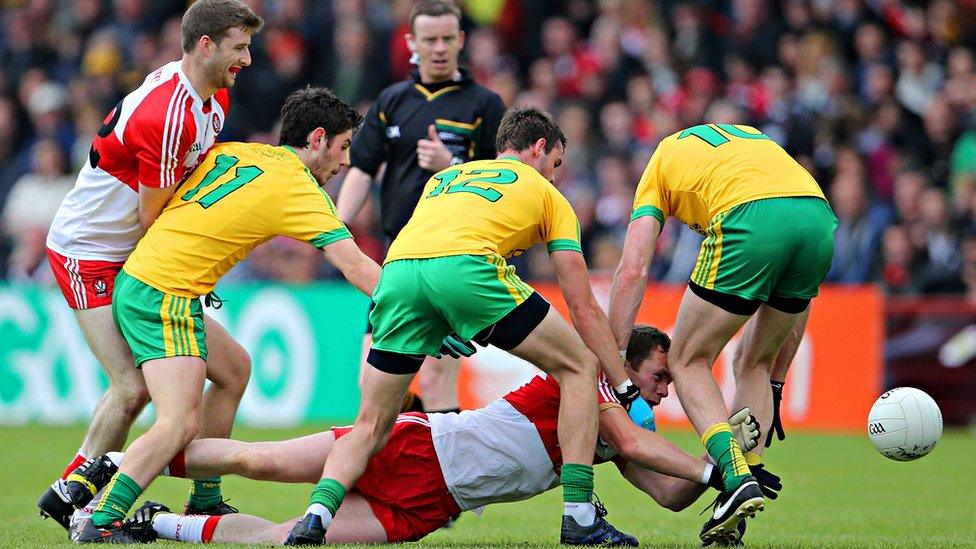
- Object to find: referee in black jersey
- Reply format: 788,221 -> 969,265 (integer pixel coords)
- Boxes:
337,0 -> 505,415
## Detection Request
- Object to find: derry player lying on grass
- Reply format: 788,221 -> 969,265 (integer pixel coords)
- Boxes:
91,326 -> 780,545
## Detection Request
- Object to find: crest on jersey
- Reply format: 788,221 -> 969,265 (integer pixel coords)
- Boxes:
212,113 -> 222,133
92,278 -> 108,297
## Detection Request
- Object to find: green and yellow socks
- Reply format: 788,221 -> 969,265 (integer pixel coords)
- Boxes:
561,463 -> 596,526
188,477 -> 223,510
703,422 -> 751,491
91,473 -> 142,527
305,478 -> 347,528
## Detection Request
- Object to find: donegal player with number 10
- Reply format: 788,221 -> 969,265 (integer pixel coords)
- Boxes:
608,124 -> 837,545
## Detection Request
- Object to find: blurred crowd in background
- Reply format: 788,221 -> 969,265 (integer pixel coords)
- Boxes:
2,0 -> 976,297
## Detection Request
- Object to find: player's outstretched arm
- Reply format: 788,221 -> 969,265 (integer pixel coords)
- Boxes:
618,459 -> 708,512
322,238 -> 381,296
608,216 -> 661,352
336,167 -> 374,225
138,185 -> 179,229
599,406 -> 706,483
551,249 -> 628,388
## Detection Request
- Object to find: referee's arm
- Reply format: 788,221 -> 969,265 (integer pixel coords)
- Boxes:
339,100 -> 387,224
337,167 -> 374,225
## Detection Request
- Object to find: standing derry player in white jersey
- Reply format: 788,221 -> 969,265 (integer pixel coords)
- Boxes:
38,0 -> 264,532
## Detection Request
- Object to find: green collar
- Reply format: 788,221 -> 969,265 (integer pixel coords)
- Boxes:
280,145 -> 300,158
497,155 -> 521,162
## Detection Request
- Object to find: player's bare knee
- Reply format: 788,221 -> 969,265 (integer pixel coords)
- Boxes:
106,382 -> 150,421
209,346 -> 252,393
227,345 -> 252,388
179,415 -> 202,447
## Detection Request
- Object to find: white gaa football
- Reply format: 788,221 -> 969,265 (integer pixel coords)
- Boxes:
868,387 -> 943,461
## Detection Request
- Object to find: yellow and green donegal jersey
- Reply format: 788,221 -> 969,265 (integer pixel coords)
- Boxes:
385,157 -> 581,263
124,142 -> 351,297
632,124 -> 825,234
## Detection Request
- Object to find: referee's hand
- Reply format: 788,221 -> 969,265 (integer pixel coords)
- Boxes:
417,125 -> 454,172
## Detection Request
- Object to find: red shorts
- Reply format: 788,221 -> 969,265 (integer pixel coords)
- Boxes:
332,413 -> 461,542
46,248 -> 124,310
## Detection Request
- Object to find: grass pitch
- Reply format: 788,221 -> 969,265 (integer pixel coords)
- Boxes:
1,424 -> 974,548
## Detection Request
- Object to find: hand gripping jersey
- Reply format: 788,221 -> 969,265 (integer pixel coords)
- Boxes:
631,124 -> 826,235
428,373 -> 620,511
122,143 -> 351,297
47,62 -> 229,262
384,157 -> 582,263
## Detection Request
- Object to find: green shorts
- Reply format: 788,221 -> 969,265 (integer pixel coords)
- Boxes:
112,270 -> 207,367
690,196 -> 837,304
370,254 -> 534,356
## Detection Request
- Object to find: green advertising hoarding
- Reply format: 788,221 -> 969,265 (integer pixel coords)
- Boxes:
0,283 -> 371,425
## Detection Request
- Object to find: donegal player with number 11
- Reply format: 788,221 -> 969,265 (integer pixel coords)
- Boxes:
74,88 -> 382,543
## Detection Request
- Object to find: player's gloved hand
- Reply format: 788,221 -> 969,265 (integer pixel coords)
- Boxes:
729,406 -> 760,452
749,463 -> 782,500
613,379 -> 641,410
627,397 -> 656,431
438,334 -> 475,359
765,380 -> 787,448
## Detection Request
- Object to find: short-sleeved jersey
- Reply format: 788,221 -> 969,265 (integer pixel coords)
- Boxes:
350,69 -> 505,241
429,372 -> 620,511
123,143 -> 351,297
384,157 -> 581,263
631,124 -> 826,235
48,61 -> 229,262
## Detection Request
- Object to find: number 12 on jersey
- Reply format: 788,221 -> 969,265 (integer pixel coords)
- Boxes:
426,168 -> 518,203
181,153 -> 264,208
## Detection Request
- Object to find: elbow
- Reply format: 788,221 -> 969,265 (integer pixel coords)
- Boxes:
615,263 -> 648,287
614,436 -> 641,463
660,496 -> 690,513
139,211 -> 154,230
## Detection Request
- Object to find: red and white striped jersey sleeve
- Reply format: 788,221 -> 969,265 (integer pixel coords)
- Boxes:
597,372 -> 622,410
125,84 -> 198,189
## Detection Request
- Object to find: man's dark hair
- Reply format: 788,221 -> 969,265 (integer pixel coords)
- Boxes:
495,107 -> 567,154
409,0 -> 462,32
627,325 -> 671,371
278,87 -> 363,147
182,0 -> 264,53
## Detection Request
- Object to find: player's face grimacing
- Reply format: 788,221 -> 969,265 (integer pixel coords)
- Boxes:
308,130 -> 353,183
539,143 -> 564,184
626,346 -> 671,406
206,26 -> 253,89
408,14 -> 465,83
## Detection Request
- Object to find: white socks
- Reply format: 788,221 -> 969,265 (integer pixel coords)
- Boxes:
153,513 -> 215,543
701,463 -> 715,485
564,502 -> 596,527
105,451 -> 124,467
305,503 -> 334,528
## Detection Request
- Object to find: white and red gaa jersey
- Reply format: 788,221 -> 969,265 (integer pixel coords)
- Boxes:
428,372 -> 620,511
47,61 -> 230,262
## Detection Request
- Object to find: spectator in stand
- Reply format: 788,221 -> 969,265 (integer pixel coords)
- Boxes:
2,138 -> 74,282
915,188 -> 961,282
1,0 -> 976,295
827,170 -> 892,284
